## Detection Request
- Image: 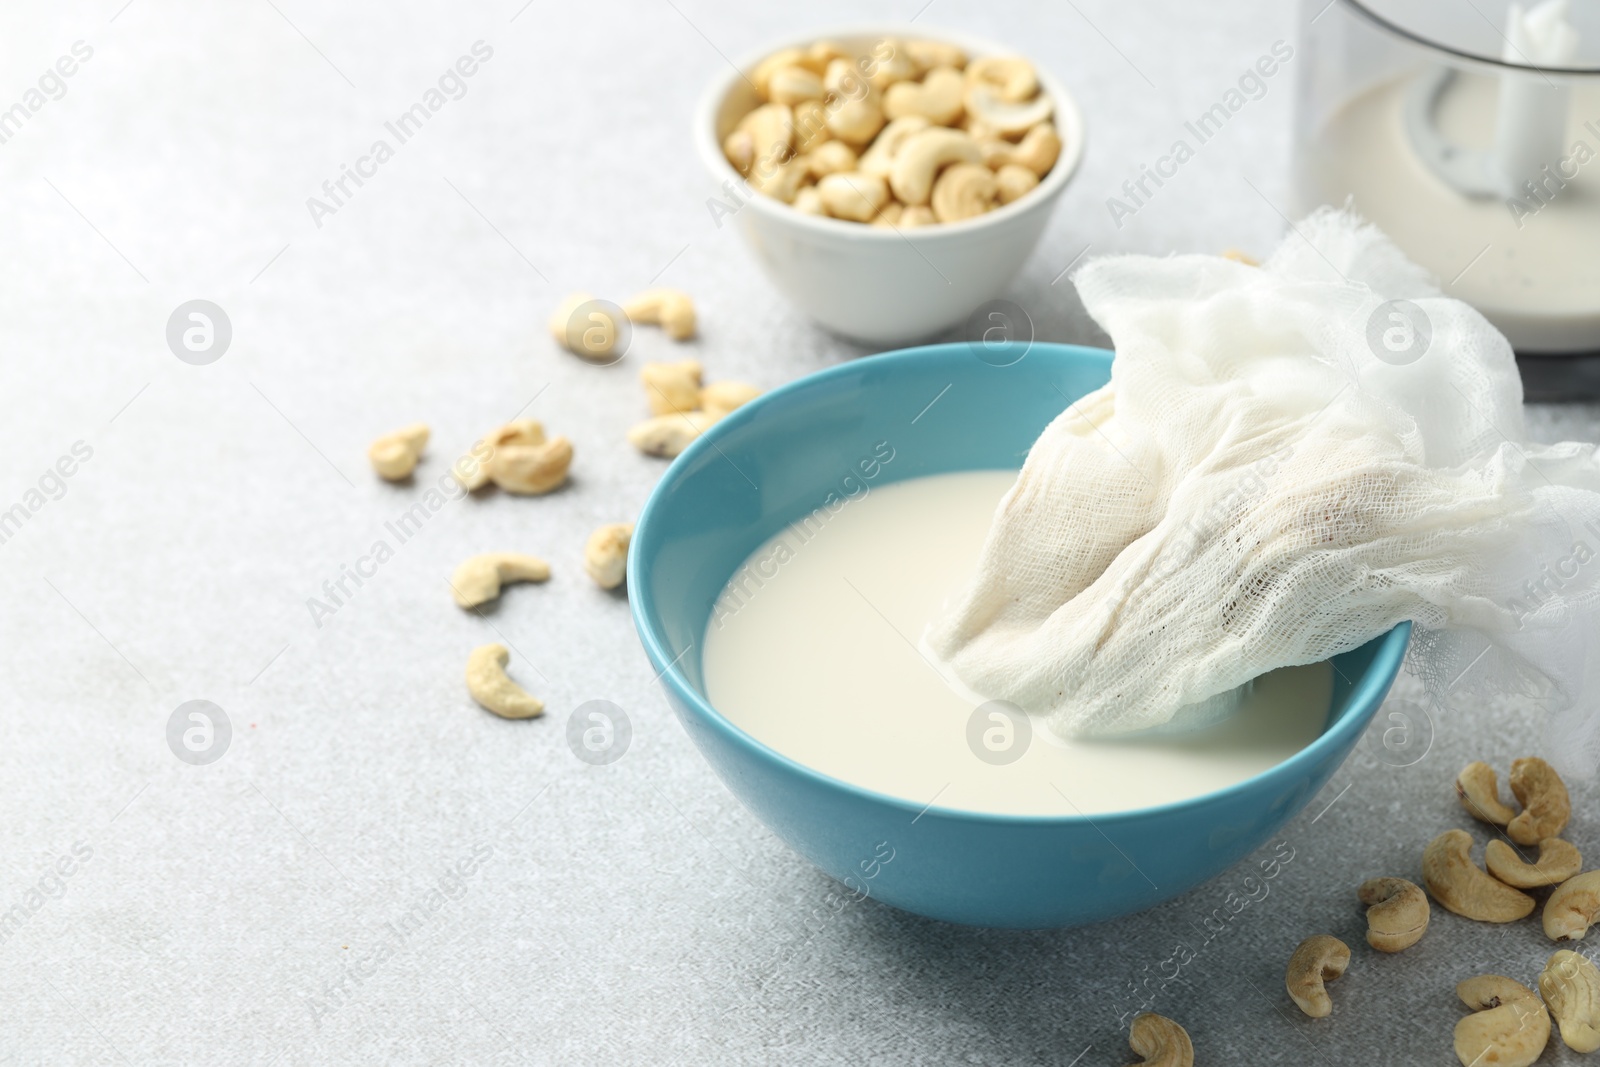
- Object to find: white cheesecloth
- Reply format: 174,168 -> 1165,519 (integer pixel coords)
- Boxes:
926,209 -> 1600,776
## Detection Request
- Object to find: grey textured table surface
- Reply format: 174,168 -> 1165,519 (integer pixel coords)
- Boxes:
3,1 -> 1598,1064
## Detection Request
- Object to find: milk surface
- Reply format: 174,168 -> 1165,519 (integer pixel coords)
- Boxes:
702,471 -> 1333,817
1299,73 -> 1600,351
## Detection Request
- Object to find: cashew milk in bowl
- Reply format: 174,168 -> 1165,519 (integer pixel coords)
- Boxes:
702,469 -> 1334,817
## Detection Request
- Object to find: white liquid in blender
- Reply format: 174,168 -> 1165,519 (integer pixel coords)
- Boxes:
1300,72 -> 1600,352
701,471 -> 1334,817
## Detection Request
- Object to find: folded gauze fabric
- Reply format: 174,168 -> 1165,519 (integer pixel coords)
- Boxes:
925,208 -> 1600,775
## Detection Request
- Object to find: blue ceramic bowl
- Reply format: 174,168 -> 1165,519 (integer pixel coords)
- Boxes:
629,341 -> 1409,929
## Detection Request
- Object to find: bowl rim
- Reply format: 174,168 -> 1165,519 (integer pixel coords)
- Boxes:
692,24 -> 1089,241
630,341 -> 1412,826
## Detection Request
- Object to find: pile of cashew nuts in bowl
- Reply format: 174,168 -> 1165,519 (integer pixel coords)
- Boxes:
721,37 -> 1061,227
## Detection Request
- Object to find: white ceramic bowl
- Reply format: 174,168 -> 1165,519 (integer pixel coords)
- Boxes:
694,27 -> 1087,345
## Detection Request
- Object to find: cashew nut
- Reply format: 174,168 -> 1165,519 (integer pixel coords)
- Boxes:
994,163 -> 1039,205
965,55 -> 1038,102
768,65 -> 823,106
931,162 -> 999,223
823,59 -> 885,145
791,99 -> 831,154
900,204 -> 937,228
1285,935 -> 1349,1018
890,127 -> 983,205
980,122 -> 1062,176
489,434 -> 572,495
700,381 -> 761,419
735,103 -> 794,172
793,186 -> 825,216
857,115 -> 931,177
1358,877 -> 1430,953
1424,829 -> 1536,922
818,171 -> 889,222
1545,871 -> 1600,941
803,40 -> 848,74
1541,949 -> 1600,1052
640,358 -> 703,416
752,157 -> 810,203
870,201 -> 903,228
884,66 -> 965,126
904,39 -> 967,74
622,288 -> 696,342
804,140 -> 858,179
1486,837 -> 1582,888
722,129 -> 755,175
1508,756 -> 1570,846
1125,1013 -> 1193,1067
628,411 -> 718,458
1456,760 -> 1516,825
866,40 -> 919,91
465,643 -> 543,719
450,553 -> 551,609
584,522 -> 633,590
368,423 -> 429,481
1453,975 -> 1549,1067
549,292 -> 623,361
751,48 -> 805,96
456,419 -> 542,490
963,83 -> 1053,138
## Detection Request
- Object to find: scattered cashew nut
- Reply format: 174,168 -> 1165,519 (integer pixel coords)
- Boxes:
1125,1012 -> 1193,1067
1456,760 -> 1517,826
640,359 -> 703,415
1486,837 -> 1582,889
628,411 -> 718,458
1508,756 -> 1570,846
450,553 -> 551,609
623,288 -> 696,342
1541,949 -> 1600,1052
489,431 -> 572,495
1453,974 -> 1549,1067
584,523 -> 633,590
368,423 -> 429,481
1285,934 -> 1349,1018
465,643 -> 543,719
1423,828 -> 1535,923
1545,871 -> 1600,941
701,381 -> 762,419
549,292 -> 624,360
1358,877 -> 1430,953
